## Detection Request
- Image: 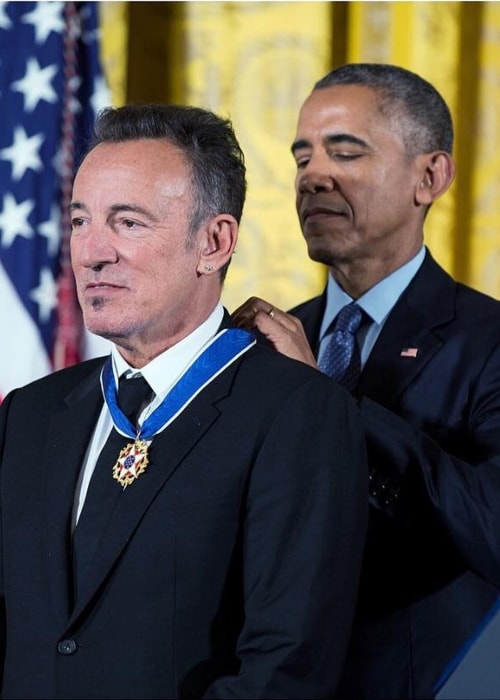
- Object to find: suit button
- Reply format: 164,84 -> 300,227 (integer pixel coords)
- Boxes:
57,639 -> 77,655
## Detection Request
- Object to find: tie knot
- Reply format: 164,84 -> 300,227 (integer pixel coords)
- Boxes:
334,303 -> 363,334
117,374 -> 153,424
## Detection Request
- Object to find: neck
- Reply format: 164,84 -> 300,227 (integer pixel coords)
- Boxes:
330,244 -> 423,298
113,304 -> 224,369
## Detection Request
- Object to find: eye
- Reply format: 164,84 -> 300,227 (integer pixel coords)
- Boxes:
116,217 -> 144,231
293,152 -> 311,169
295,158 -> 310,170
330,150 -> 363,162
70,216 -> 85,229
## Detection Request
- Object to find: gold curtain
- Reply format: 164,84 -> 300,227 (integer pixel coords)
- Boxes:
100,1 -> 500,306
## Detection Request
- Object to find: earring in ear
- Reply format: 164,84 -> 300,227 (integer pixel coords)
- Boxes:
204,264 -> 214,272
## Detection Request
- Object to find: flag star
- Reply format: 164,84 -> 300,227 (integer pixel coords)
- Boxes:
38,205 -> 61,257
11,57 -> 58,112
54,147 -> 73,180
90,75 -> 111,116
0,1 -> 12,31
52,145 -> 64,177
0,126 -> 44,180
82,27 -> 99,45
0,193 -> 34,247
68,75 -> 83,115
70,95 -> 82,115
21,1 -> 65,44
52,145 -> 76,180
29,267 -> 58,323
69,74 -> 82,95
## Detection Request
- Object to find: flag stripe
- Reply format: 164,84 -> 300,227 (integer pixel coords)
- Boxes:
0,263 -> 51,398
0,1 -> 112,399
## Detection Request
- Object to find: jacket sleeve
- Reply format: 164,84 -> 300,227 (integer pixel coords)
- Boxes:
359,341 -> 500,589
203,375 -> 368,699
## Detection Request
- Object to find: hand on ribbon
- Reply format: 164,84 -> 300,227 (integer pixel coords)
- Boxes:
232,296 -> 318,368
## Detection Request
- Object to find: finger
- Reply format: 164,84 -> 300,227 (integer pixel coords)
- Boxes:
232,297 -> 274,325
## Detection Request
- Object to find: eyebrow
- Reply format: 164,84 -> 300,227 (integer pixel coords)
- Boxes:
291,133 -> 369,155
69,202 -> 158,222
69,201 -> 88,213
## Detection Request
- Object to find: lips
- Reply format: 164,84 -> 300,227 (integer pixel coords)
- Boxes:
84,281 -> 125,292
301,205 -> 346,224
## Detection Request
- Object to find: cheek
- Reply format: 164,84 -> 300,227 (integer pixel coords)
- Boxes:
69,238 -> 85,273
146,251 -> 194,294
294,183 -> 302,209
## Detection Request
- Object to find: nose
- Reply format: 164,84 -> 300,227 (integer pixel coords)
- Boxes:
297,157 -> 336,194
70,224 -> 118,270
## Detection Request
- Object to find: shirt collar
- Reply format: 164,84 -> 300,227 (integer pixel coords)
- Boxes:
111,303 -> 225,398
320,246 -> 426,339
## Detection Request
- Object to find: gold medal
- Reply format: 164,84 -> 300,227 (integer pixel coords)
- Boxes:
112,439 -> 151,489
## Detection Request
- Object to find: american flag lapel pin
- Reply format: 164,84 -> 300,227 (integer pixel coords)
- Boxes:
400,347 -> 419,358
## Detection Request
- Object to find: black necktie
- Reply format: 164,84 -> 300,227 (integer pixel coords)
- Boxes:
72,374 -> 153,592
319,303 -> 364,392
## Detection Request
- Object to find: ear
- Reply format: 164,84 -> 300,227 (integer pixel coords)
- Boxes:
196,214 -> 239,276
415,151 -> 456,206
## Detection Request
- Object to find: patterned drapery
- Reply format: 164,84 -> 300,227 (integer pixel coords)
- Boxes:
99,1 -> 500,307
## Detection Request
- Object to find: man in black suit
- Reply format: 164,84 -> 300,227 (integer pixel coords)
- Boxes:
0,104 -> 368,699
233,63 -> 500,699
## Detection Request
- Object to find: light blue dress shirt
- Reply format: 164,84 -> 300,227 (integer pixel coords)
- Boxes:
317,247 -> 426,369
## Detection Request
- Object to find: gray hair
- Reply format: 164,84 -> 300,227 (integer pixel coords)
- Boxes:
89,103 -> 247,238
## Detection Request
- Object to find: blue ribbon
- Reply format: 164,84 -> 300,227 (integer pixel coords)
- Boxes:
102,328 -> 256,440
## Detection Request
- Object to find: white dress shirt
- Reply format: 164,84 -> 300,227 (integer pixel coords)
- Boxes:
72,304 -> 225,527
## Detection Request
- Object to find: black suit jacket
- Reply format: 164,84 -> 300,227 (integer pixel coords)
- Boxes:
291,250 -> 500,699
0,320 -> 367,699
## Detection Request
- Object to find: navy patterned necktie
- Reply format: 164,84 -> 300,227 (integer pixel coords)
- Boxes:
319,303 -> 364,392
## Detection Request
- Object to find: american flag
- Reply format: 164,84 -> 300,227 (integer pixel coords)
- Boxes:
0,1 -> 111,401
400,347 -> 419,358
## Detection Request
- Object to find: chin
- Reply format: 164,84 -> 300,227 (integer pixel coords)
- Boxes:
306,243 -> 336,266
306,235 -> 356,266
83,314 -> 124,342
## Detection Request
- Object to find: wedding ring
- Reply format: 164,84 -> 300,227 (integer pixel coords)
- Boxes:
268,307 -> 275,318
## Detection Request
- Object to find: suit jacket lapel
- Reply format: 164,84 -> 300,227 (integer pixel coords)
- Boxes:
357,253 -> 456,406
293,294 -> 326,358
292,254 -> 458,408
43,363 -> 104,624
68,348 -> 240,624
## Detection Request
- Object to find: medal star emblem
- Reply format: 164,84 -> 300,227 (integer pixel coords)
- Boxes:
113,439 -> 151,489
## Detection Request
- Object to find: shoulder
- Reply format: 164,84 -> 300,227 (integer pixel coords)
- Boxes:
289,294 -> 324,320
2,357 -> 106,406
455,280 -> 500,313
241,340 -> 350,403
410,252 -> 500,331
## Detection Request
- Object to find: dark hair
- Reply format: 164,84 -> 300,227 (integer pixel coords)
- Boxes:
90,103 -> 247,238
314,63 -> 453,157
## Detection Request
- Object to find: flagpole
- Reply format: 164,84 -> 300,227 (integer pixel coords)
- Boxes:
54,1 -> 83,371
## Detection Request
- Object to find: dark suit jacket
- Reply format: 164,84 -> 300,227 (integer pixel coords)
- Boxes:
291,250 -> 500,699
0,321 -> 368,700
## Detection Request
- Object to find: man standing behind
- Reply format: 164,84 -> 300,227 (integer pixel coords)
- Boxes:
0,104 -> 367,698
233,64 -> 500,699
